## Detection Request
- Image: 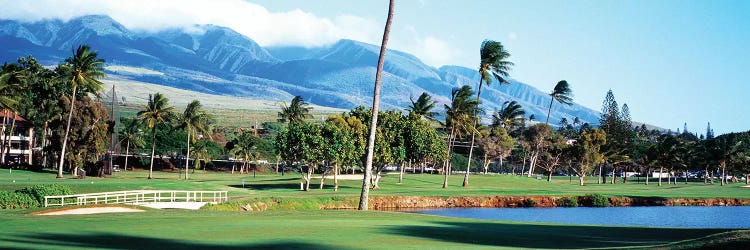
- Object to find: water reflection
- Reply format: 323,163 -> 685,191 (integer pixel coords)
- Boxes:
409,206 -> 750,228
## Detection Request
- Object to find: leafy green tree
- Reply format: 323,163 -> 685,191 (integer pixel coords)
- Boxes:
56,45 -> 105,178
545,80 -> 573,125
535,130 -> 568,181
571,128 -> 607,185
119,118 -> 145,171
524,124 -> 553,177
137,93 -> 175,179
408,92 -> 438,120
476,127 -> 514,174
48,96 -> 109,176
465,40 -> 514,187
321,120 -> 356,191
359,0 -> 395,210
175,100 -> 213,180
278,96 -> 313,124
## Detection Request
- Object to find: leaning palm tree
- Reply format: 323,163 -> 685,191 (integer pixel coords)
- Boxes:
119,119 -> 145,171
359,0 -> 394,211
0,71 -> 25,111
464,40 -> 514,187
492,100 -> 526,132
443,86 -> 479,188
278,96 -> 313,124
175,100 -> 212,180
408,92 -> 438,120
137,93 -> 174,179
545,80 -> 573,125
57,45 -> 105,178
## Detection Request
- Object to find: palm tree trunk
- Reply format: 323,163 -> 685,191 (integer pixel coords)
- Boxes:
58,84 -> 77,178
400,160 -> 407,184
645,168 -> 650,185
463,78 -> 485,187
545,97 -> 554,125
41,121 -> 49,168
124,141 -> 130,171
148,128 -> 156,179
0,111 -> 7,165
0,111 -> 6,165
334,163 -> 339,192
185,131 -> 191,180
721,161 -> 726,186
658,167 -> 663,186
358,0 -> 394,211
483,153 -> 489,174
4,114 -> 17,164
443,128 -> 455,189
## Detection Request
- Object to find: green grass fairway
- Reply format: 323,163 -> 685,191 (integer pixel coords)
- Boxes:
0,209 -> 739,249
2,169 -> 748,200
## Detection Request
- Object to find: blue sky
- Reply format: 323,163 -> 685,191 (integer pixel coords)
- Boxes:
2,0 -> 748,134
255,0 -> 750,135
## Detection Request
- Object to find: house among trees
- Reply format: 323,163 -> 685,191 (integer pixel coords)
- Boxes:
0,110 -> 34,164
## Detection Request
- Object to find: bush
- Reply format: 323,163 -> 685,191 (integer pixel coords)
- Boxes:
585,194 -> 610,207
15,184 -> 72,205
556,196 -> 578,207
523,198 -> 537,207
0,191 -> 39,209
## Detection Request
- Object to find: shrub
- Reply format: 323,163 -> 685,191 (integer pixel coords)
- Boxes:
523,198 -> 537,207
15,184 -> 72,205
585,194 -> 610,207
557,196 -> 578,207
0,191 -> 39,209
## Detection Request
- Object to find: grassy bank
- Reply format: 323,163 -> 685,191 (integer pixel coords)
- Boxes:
0,208 -> 742,249
2,169 -> 749,200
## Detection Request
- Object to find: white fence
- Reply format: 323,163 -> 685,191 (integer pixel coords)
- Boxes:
44,190 -> 228,207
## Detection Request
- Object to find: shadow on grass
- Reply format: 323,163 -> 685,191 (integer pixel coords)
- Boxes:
229,183 -> 302,191
383,220 -> 731,249
1,232 -> 349,250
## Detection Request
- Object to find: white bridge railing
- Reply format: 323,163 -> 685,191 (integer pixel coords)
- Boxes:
44,190 -> 228,207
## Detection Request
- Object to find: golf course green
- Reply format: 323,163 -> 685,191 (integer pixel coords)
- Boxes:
2,169 -> 749,249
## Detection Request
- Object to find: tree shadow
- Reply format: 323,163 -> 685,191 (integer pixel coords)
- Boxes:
383,220 -> 731,249
1,232 -> 349,250
228,183 -> 302,191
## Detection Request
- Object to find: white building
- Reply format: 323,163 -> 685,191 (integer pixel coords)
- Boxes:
0,110 -> 33,164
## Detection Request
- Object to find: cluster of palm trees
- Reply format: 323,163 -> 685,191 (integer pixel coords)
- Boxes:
131,93 -> 213,180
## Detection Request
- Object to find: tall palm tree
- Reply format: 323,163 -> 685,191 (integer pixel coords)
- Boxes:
573,117 -> 581,127
137,93 -> 174,179
465,40 -> 514,187
492,100 -> 526,132
57,45 -> 105,178
359,0 -> 394,211
278,96 -> 313,124
408,92 -> 438,120
175,100 -> 212,180
545,80 -> 573,125
119,119 -> 145,171
443,86 -> 479,188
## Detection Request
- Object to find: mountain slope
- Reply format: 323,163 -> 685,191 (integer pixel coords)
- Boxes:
0,15 -> 602,125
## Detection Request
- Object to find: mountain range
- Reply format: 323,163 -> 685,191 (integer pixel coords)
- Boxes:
0,15 -> 601,125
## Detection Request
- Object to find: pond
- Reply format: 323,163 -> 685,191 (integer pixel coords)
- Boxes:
409,206 -> 750,228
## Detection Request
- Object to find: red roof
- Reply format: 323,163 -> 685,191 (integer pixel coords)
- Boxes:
0,110 -> 28,122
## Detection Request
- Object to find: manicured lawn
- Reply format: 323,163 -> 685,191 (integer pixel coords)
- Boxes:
1,169 -> 749,200
0,209 -> 740,249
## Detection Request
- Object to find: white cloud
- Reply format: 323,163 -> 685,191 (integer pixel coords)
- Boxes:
397,25 -> 462,67
0,0 -> 381,47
